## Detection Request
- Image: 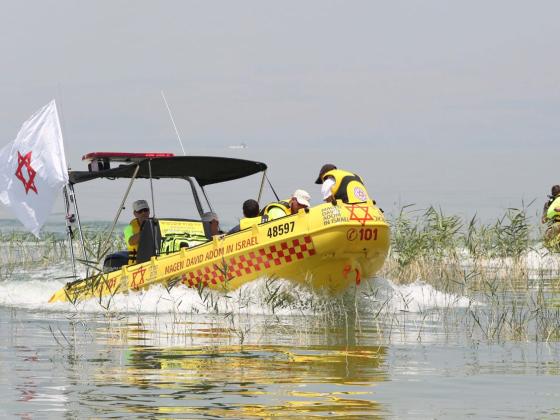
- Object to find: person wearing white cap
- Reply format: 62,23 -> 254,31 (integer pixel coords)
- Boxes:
123,199 -> 150,261
201,211 -> 222,237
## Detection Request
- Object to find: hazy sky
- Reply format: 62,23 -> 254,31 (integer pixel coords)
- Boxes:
1,1 -> 559,226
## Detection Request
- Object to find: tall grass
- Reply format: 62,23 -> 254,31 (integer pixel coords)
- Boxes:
383,204 -> 537,286
0,227 -> 124,281
376,204 -> 560,343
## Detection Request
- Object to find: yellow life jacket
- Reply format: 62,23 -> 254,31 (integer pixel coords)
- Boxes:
322,169 -> 369,203
260,200 -> 291,222
123,218 -> 141,257
547,196 -> 560,221
240,215 -> 262,230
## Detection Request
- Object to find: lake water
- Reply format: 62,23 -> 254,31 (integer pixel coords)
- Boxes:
1,256 -> 560,419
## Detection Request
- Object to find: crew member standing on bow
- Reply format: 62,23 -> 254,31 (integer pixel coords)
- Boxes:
315,163 -> 370,203
123,199 -> 151,262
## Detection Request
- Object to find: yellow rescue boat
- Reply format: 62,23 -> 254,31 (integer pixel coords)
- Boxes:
49,152 -> 389,304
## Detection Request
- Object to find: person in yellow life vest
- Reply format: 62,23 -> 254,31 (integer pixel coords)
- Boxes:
315,163 -> 369,203
239,199 -> 261,229
542,185 -> 560,250
228,199 -> 261,233
123,199 -> 151,262
261,189 -> 311,222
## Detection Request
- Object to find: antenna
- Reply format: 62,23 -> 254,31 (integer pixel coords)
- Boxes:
160,90 -> 186,156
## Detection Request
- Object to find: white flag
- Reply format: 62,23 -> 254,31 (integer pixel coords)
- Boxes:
0,100 -> 68,238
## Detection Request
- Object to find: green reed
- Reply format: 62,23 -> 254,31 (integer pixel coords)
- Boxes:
384,204 -> 536,284
0,231 -> 66,280
0,227 -> 125,282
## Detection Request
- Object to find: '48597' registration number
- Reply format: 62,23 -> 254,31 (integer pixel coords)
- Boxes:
267,221 -> 295,238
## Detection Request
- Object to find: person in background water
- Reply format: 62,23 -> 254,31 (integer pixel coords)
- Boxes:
542,185 -> 560,250
228,199 -> 261,233
542,185 -> 560,223
123,199 -> 150,262
315,163 -> 370,204
260,189 -> 311,222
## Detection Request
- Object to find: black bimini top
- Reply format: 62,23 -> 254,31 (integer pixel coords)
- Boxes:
69,156 -> 267,186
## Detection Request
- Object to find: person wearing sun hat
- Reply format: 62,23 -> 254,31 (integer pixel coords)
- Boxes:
260,189 -> 312,222
315,163 -> 370,204
289,189 -> 311,213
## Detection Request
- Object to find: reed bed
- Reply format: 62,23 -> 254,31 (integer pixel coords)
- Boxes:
0,227 -> 124,281
376,204 -> 560,343
382,205 -> 541,286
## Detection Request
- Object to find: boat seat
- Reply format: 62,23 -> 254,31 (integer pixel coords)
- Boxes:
157,218 -> 209,254
136,218 -> 214,261
136,218 -> 162,263
102,251 -> 130,272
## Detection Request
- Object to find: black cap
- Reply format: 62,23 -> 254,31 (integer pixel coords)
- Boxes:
552,185 -> 560,197
315,163 -> 337,184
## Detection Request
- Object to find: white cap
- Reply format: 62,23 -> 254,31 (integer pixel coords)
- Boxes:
133,200 -> 149,212
201,211 -> 219,222
292,189 -> 311,207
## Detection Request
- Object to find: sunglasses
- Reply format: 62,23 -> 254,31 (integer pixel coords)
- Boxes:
136,208 -> 149,214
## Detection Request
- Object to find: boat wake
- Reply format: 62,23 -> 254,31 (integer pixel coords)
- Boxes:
0,262 -> 477,316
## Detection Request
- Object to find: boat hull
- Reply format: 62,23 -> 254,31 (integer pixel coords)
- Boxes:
49,201 -> 390,303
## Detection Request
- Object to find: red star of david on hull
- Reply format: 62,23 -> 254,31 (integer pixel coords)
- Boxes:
131,266 -> 147,289
345,204 -> 374,226
15,151 -> 38,194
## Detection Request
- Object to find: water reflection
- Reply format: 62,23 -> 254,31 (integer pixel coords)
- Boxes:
36,316 -> 376,418
83,315 -> 388,418
117,345 -> 386,417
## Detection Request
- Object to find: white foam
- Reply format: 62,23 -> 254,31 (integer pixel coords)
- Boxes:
381,278 -> 475,313
0,264 -> 324,316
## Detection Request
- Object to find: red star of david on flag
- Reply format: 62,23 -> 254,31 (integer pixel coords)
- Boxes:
15,151 -> 38,194
346,204 -> 374,226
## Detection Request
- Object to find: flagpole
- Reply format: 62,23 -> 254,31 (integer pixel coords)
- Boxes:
63,186 -> 77,279
68,183 -> 89,276
54,96 -> 87,276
